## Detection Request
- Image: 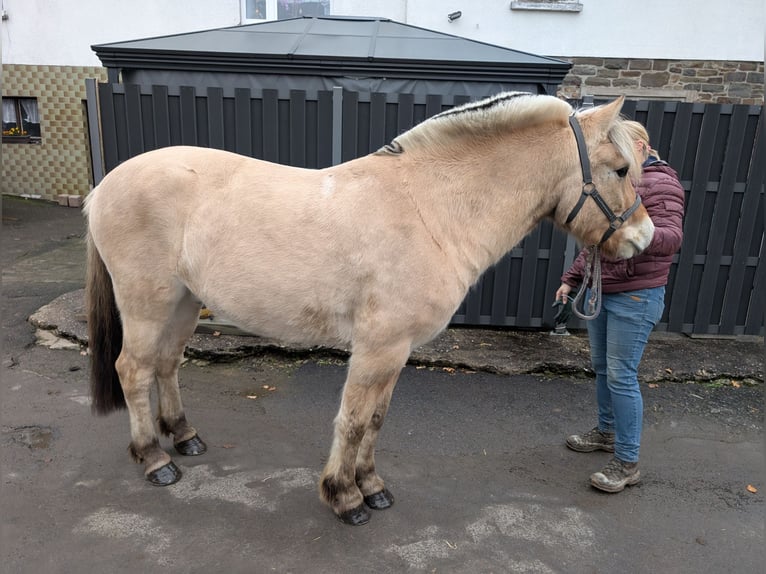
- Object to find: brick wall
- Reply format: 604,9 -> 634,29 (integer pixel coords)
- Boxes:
2,64 -> 108,201
557,57 -> 764,104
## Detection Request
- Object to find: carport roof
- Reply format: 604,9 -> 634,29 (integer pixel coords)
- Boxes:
92,16 -> 571,83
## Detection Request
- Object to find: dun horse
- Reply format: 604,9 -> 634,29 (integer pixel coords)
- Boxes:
85,92 -> 654,525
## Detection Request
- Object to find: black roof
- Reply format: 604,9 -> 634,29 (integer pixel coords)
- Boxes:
92,16 -> 570,84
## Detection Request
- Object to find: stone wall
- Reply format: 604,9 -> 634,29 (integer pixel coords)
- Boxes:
557,57 -> 764,104
2,64 -> 108,201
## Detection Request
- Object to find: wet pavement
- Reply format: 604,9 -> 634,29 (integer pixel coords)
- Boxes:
2,195 -> 764,573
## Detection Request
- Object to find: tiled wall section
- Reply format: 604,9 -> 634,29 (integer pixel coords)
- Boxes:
2,64 -> 107,201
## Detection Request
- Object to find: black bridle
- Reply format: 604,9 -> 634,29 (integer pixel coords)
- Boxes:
565,114 -> 642,245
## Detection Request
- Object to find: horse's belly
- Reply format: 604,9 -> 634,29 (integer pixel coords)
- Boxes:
185,268 -> 355,349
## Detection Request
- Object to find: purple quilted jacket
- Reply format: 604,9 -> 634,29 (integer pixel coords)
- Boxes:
561,160 -> 685,293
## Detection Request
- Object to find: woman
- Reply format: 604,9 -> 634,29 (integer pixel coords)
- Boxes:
556,120 -> 684,493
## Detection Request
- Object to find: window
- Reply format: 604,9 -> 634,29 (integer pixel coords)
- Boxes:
244,0 -> 268,20
2,97 -> 41,143
277,0 -> 330,19
242,0 -> 330,22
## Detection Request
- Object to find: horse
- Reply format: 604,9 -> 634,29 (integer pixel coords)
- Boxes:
85,92 -> 654,526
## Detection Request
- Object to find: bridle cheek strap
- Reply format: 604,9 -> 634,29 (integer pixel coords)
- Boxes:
565,114 -> 642,245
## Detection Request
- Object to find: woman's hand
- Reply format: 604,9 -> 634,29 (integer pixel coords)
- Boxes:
555,283 -> 573,303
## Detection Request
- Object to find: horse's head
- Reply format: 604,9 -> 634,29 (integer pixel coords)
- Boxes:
557,97 -> 655,260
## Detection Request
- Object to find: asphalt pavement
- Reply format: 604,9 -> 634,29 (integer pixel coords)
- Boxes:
2,195 -> 764,573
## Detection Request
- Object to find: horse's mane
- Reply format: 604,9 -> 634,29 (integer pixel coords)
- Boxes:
377,91 -> 641,180
377,92 -> 573,156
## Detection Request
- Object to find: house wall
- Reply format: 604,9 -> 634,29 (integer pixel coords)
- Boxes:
332,0 -> 765,104
1,0 -> 239,200
2,64 -> 107,201
332,0 -> 764,62
1,0 -> 763,201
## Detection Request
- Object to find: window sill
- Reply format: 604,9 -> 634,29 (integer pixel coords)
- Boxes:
2,136 -> 42,144
510,2 -> 583,12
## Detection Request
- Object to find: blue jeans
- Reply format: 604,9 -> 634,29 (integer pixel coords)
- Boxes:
586,287 -> 665,463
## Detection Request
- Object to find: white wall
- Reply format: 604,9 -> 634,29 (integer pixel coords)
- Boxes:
1,0 -> 241,66
2,0 -> 763,67
332,0 -> 765,61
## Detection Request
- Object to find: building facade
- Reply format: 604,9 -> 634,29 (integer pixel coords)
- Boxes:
2,0 -> 763,200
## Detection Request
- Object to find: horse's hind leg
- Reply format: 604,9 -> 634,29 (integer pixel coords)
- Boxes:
156,290 -> 207,458
319,343 -> 408,525
116,282 -> 201,486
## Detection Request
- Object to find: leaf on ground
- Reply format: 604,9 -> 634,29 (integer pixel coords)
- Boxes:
731,380 -> 741,388
648,383 -> 659,388
746,484 -> 758,493
442,367 -> 456,374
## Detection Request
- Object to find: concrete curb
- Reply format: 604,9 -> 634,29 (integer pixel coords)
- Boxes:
30,289 -> 763,384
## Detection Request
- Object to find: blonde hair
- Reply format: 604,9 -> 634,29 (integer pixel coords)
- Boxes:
622,120 -> 661,161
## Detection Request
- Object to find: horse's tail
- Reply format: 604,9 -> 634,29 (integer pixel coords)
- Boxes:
86,230 -> 126,414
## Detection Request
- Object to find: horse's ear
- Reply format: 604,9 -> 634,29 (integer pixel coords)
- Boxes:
580,96 -> 625,137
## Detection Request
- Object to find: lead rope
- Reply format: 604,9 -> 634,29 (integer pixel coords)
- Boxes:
571,245 -> 602,320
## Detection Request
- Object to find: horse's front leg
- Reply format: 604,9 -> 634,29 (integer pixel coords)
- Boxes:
354,389 -> 396,511
319,346 -> 407,525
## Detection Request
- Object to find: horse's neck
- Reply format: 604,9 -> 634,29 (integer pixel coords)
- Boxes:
399,147 -> 561,286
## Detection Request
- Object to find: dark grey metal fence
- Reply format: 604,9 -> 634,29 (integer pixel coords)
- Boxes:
91,82 -> 764,336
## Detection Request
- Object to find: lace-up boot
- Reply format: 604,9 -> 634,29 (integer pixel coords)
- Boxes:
590,458 -> 640,493
566,427 -> 615,453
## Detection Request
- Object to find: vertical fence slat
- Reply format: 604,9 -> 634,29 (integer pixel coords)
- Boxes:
97,83 -> 119,172
207,87 -> 225,150
289,90 -> 306,167
179,86 -> 197,146
516,228 -> 542,326
693,105 -> 750,333
463,284 -> 483,325
261,89 -> 279,163
341,91 -> 358,162
152,85 -> 171,149
719,106 -> 765,334
124,84 -> 144,158
666,103 -> 694,176
317,90 -> 334,168
745,234 -> 765,335
369,92 -> 387,151
85,79 -> 105,185
668,104 -> 722,331
490,255 -> 512,324
543,229 -> 569,326
397,93 -> 415,134
234,88 -> 252,156
425,94 -> 443,118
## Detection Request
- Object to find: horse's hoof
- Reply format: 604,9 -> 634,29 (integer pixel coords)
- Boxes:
146,461 -> 182,486
175,434 -> 207,456
364,488 -> 395,510
337,504 -> 371,526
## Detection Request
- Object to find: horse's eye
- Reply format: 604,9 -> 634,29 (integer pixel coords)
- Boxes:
615,166 -> 629,178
